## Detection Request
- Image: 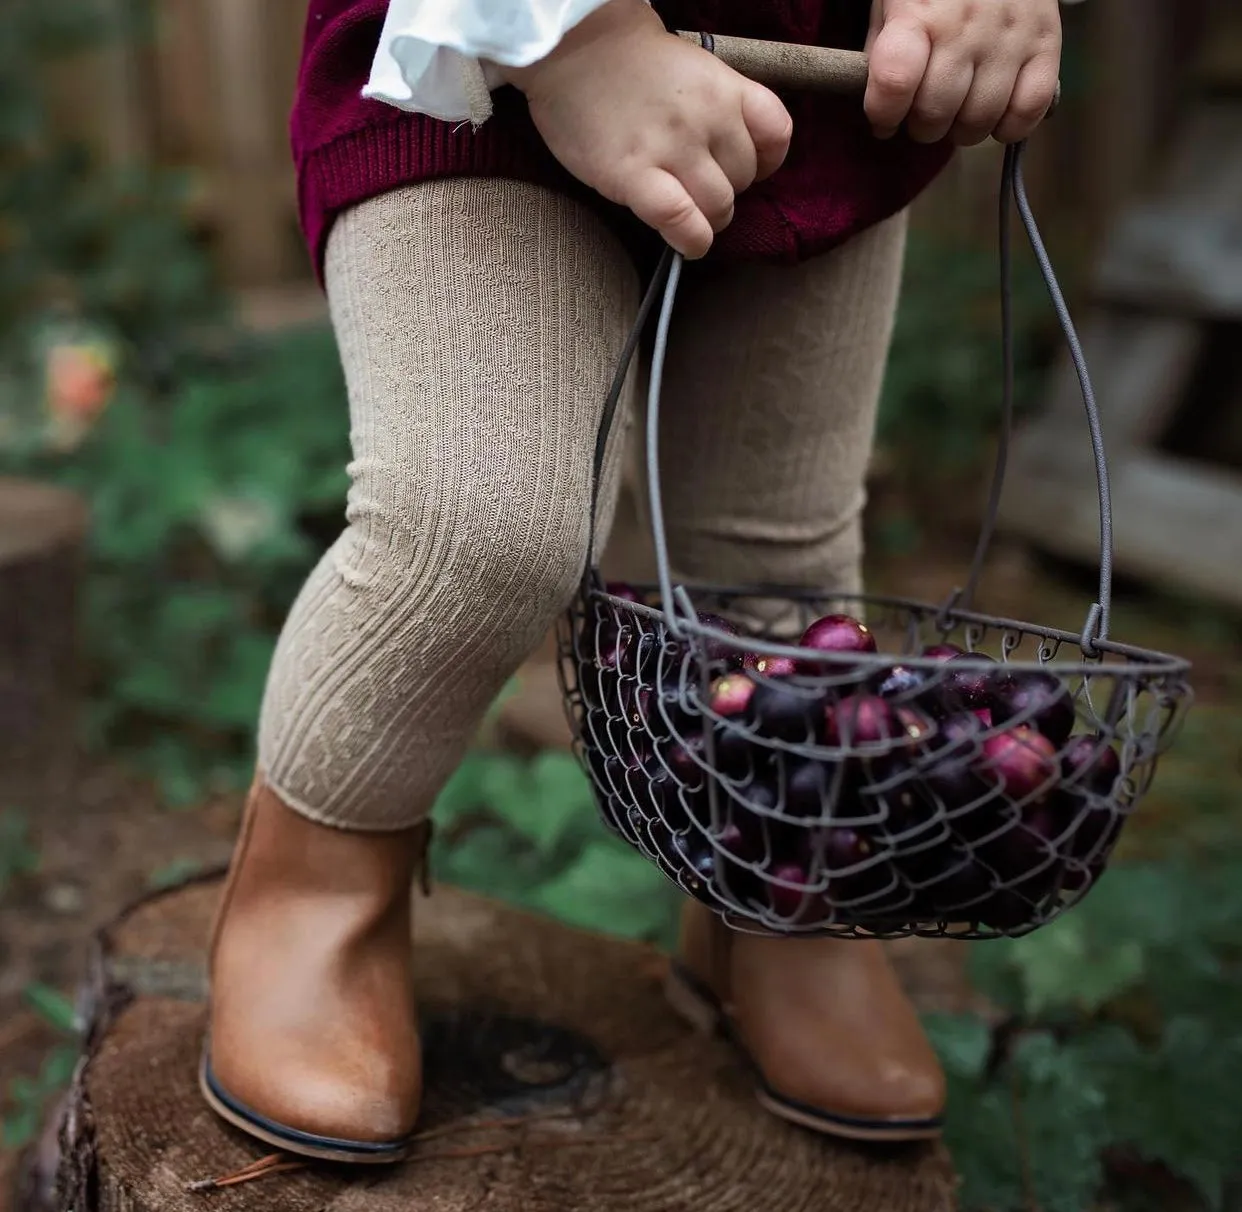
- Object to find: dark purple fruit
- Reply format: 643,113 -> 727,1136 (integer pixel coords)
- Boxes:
895,704 -> 936,746
605,581 -> 643,603
820,825 -> 874,870
976,864 -> 1064,931
766,862 -> 822,921
920,751 -> 995,814
782,758 -> 845,819
825,695 -> 899,747
922,854 -> 994,917
1058,790 -> 1124,865
708,673 -> 754,719
714,818 -> 765,863
863,764 -> 939,838
991,671 -> 1075,746
816,828 -> 898,908
661,733 -> 709,790
1061,735 -> 1122,797
583,708 -> 630,759
671,831 -> 719,899
922,642 -> 965,662
797,614 -> 877,674
874,664 -> 929,700
979,727 -> 1059,804
926,711 -> 987,759
742,653 -> 800,679
749,680 -> 821,743
977,808 -> 1058,883
694,613 -> 745,671
939,652 -> 998,711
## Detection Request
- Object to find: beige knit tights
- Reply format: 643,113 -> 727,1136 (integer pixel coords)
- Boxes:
257,179 -> 907,830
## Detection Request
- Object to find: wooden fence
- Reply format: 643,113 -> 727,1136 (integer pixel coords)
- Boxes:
53,0 -> 1228,302
58,0 -> 310,293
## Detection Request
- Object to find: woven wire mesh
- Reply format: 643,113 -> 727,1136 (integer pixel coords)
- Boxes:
557,586 -> 1191,939
558,140 -> 1194,940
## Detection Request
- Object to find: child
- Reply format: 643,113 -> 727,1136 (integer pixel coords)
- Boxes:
200,0 -> 1061,1163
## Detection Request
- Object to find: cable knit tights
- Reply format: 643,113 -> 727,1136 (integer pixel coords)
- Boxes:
257,179 -> 907,830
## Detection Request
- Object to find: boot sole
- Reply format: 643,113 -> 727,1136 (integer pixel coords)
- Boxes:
199,1052 -> 412,1165
664,963 -> 943,1144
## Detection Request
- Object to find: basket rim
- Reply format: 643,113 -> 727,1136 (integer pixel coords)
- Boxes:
582,581 -> 1192,677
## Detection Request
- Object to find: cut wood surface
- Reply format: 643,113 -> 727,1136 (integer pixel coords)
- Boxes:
56,877 -> 961,1212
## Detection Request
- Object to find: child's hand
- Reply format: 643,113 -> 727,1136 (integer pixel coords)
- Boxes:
864,0 -> 1061,146
497,0 -> 792,259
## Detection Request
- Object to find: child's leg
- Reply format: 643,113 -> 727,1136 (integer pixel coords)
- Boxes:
204,178 -> 640,1160
655,212 -> 907,634
258,179 -> 639,829
659,213 -> 947,1142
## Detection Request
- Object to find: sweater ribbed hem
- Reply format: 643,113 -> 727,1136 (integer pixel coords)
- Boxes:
296,111 -> 954,287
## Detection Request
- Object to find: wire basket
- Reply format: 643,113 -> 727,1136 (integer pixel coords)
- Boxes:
557,144 -> 1193,940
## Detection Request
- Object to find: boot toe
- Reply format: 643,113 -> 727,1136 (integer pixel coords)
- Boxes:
203,1046 -> 418,1154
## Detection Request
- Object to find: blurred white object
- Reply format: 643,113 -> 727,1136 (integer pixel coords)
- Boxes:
365,0 -> 611,123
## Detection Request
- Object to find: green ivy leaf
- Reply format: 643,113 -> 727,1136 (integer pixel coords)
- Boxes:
528,841 -> 677,941
1100,1017 -> 1242,1211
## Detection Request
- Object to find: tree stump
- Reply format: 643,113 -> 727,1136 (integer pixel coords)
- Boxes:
55,876 -> 960,1212
0,476 -> 88,810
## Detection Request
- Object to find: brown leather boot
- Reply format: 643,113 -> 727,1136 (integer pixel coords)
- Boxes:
666,901 -> 945,1142
200,778 -> 430,1163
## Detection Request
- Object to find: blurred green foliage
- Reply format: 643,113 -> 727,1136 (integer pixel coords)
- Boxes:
937,853 -> 1242,1212
879,225 -> 1051,478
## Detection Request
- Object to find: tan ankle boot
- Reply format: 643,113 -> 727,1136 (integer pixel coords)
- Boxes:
200,778 -> 431,1163
666,901 -> 945,1142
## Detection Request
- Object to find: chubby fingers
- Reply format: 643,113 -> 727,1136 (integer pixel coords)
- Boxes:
864,17 -> 932,140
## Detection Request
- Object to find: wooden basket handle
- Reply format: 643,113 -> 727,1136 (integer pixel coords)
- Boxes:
676,30 -> 1062,111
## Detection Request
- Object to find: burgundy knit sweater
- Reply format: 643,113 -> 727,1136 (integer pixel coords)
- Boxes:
291,1 -> 954,277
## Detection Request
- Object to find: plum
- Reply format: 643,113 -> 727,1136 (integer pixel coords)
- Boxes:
782,758 -> 846,819
670,831 -> 720,901
940,652 -> 999,712
616,750 -> 691,830
921,642 -> 965,662
895,704 -> 936,745
874,664 -> 929,700
923,854 -> 994,917
812,828 -> 899,909
745,653 -> 800,678
604,581 -> 643,604
825,695 -> 902,747
735,776 -> 781,820
660,732 -> 710,791
583,708 -> 631,760
1061,735 -> 1122,797
977,805 -> 1060,884
714,817 -> 765,863
692,613 -> 745,671
975,864 -> 1064,931
864,767 -> 939,838
766,862 -> 822,921
978,727 -> 1059,804
749,680 -> 822,743
991,670 -> 1076,746
818,825 -> 875,869
708,673 -> 754,718
797,614 -> 877,675
926,710 -> 988,759
1058,790 -> 1124,865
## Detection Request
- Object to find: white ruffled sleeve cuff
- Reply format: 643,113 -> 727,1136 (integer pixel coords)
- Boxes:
363,0 -> 614,126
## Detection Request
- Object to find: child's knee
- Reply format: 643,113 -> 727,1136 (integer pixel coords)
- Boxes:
337,468 -> 589,640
